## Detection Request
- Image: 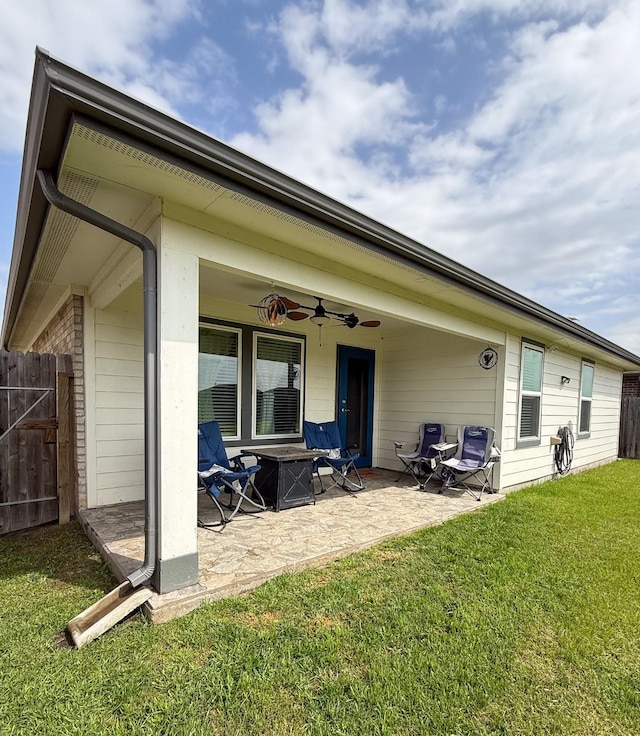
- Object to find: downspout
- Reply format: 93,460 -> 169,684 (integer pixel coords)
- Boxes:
37,169 -> 157,588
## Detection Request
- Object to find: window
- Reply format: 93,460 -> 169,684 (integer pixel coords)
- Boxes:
254,334 -> 303,438
518,342 -> 544,441
198,325 -> 241,438
579,361 -> 594,435
198,320 -> 305,442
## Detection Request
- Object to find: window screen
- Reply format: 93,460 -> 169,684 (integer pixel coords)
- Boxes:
579,362 -> 594,434
519,344 -> 544,440
198,326 -> 240,436
255,335 -> 302,437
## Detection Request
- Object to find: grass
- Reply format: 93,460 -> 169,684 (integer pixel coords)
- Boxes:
1,460 -> 639,735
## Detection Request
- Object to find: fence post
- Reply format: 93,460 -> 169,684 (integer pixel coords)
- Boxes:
57,372 -> 73,524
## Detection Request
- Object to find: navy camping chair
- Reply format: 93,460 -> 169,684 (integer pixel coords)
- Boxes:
438,425 -> 499,501
303,420 -> 365,495
393,422 -> 445,489
197,420 -> 268,528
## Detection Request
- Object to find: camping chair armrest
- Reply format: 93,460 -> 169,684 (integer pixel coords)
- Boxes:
393,440 -> 417,453
239,450 -> 258,460
229,452 -> 255,471
431,441 -> 457,453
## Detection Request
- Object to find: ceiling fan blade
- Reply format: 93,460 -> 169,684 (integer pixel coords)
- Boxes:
281,296 -> 300,310
359,320 -> 381,327
287,311 -> 309,321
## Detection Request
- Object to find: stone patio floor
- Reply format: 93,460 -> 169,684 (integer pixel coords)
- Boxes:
79,469 -> 504,623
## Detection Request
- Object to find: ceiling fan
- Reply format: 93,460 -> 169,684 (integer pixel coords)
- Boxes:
286,296 -> 381,329
250,294 -> 380,329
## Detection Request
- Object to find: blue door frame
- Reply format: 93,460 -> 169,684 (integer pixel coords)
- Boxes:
337,346 -> 375,467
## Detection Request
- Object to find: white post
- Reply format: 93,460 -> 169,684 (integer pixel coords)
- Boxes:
155,246 -> 199,593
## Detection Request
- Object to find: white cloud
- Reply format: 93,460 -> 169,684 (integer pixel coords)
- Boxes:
606,312 -> 640,355
0,0 -> 236,151
232,3 -> 426,200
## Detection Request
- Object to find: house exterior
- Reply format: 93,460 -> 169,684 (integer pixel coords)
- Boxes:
4,49 -> 640,595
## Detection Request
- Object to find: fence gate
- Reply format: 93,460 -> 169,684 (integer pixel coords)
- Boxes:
619,397 -> 640,459
0,350 -> 73,535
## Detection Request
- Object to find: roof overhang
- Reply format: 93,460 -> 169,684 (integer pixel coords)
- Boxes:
5,48 -> 640,369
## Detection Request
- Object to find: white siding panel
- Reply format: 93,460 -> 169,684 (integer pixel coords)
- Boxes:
95,323 -> 144,346
95,375 -> 144,393
92,306 -> 145,506
97,439 -> 145,457
96,408 -> 144,425
95,341 -> 142,361
95,423 -> 144,441
95,391 -> 145,409
96,470 -> 145,490
96,454 -> 144,474
95,358 -> 144,377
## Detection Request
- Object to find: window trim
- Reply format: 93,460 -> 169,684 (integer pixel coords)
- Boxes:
198,322 -> 242,441
517,340 -> 545,446
252,331 -> 305,441
578,359 -> 594,438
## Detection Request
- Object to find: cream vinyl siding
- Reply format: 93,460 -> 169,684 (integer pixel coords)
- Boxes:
93,306 -> 145,505
377,328 -> 498,472
500,333 -> 622,489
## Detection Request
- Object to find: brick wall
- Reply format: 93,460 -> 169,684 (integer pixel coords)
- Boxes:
31,295 -> 86,509
622,372 -> 640,398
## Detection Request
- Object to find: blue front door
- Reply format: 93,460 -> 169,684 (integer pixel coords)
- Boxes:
337,346 -> 375,467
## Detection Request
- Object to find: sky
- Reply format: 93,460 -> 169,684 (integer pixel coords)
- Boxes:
1,0 -> 639,354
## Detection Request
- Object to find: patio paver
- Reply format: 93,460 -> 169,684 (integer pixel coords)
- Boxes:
79,469 -> 504,623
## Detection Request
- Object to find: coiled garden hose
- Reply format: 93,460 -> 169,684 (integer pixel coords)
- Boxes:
554,425 -> 574,476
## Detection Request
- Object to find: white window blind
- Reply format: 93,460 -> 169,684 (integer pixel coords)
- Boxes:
198,326 -> 240,437
254,335 -> 302,437
579,362 -> 594,434
519,344 -> 544,439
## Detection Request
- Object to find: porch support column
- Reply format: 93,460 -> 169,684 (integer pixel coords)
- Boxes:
153,247 -> 199,593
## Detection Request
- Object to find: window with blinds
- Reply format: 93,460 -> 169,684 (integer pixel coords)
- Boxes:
519,342 -> 544,440
198,326 -> 240,437
254,334 -> 303,438
579,361 -> 594,434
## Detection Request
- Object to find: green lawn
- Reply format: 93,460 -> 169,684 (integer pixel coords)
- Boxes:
1,460 -> 639,735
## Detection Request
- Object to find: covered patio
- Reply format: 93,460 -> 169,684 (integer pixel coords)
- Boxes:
79,470 -> 504,623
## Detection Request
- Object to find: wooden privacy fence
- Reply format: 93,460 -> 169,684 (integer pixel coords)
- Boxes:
0,350 -> 74,535
619,397 -> 640,459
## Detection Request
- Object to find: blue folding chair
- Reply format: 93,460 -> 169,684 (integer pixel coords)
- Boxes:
303,420 -> 365,495
438,426 -> 499,501
393,422 -> 445,489
197,421 -> 268,528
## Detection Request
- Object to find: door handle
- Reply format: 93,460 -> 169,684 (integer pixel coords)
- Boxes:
341,407 -> 350,412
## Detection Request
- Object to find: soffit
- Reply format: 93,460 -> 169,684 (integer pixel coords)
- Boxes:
10,166 -> 152,349
62,122 -> 457,298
